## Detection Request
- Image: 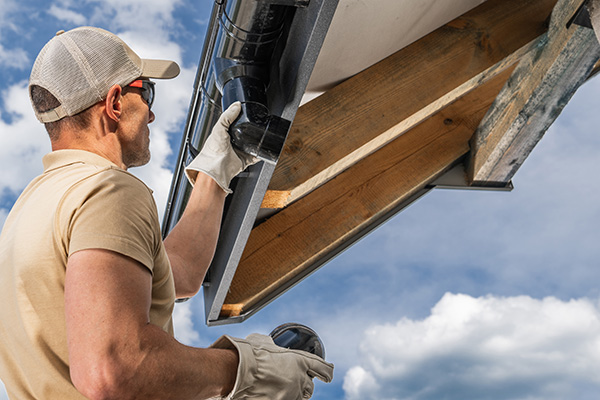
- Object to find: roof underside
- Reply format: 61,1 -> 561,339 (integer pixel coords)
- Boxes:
302,0 -> 488,103
197,0 -> 600,324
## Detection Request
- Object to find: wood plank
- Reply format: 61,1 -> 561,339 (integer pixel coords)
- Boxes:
468,0 -> 600,184
221,67 -> 514,318
262,0 -> 557,210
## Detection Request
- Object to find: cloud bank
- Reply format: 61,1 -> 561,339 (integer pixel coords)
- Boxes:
48,5 -> 87,26
344,293 -> 600,400
0,81 -> 51,196
0,0 -> 29,70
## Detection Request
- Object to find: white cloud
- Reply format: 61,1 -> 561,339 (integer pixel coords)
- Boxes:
0,44 -> 28,69
88,0 -> 183,35
0,208 -> 7,230
344,293 -> 600,400
0,0 -> 28,70
172,301 -> 201,346
0,0 -> 15,27
344,367 -> 379,397
48,5 -> 87,25
118,29 -> 184,65
0,381 -> 7,400
0,81 -> 51,195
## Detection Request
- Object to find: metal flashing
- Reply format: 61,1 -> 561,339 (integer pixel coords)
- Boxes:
430,164 -> 514,192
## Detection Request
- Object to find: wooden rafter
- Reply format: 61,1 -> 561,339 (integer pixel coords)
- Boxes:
468,0 -> 600,184
222,68 -> 514,318
262,0 -> 558,209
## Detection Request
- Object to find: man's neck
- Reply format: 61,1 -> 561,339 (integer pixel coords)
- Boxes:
50,117 -> 127,170
51,141 -> 127,170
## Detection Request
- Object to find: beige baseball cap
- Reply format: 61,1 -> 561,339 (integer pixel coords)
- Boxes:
29,26 -> 180,123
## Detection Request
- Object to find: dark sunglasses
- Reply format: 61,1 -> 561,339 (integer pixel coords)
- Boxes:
127,79 -> 155,109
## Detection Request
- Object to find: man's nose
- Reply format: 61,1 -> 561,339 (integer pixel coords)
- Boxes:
149,110 -> 155,124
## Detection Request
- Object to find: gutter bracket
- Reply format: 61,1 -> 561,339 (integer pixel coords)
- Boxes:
269,0 -> 310,7
429,163 -> 514,191
567,0 -> 593,29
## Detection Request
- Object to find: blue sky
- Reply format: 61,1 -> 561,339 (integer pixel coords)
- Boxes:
2,1 -> 600,399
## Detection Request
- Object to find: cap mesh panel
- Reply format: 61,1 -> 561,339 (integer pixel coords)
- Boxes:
29,27 -> 142,121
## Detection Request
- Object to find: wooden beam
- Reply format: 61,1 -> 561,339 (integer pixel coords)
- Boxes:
262,0 -> 557,209
468,0 -> 600,184
221,68 -> 514,318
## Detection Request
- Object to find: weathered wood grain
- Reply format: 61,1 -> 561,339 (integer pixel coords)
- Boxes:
222,68 -> 514,318
468,0 -> 600,184
262,0 -> 557,209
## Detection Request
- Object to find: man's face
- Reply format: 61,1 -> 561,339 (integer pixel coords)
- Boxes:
118,85 -> 155,168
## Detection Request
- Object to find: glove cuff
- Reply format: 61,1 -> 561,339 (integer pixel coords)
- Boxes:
185,166 -> 233,194
211,335 -> 258,399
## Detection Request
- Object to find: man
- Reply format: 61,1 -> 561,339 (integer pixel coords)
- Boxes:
0,27 -> 333,399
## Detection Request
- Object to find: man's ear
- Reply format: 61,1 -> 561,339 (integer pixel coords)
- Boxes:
104,84 -> 122,122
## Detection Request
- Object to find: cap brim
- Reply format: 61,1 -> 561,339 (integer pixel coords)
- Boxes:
140,59 -> 180,79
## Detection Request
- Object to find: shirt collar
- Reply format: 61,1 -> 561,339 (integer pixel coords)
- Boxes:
43,149 -> 121,173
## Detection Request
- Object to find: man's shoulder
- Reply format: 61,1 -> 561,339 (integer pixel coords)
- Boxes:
52,165 -> 156,215
42,150 -> 153,198
56,162 -> 150,195
84,166 -> 152,193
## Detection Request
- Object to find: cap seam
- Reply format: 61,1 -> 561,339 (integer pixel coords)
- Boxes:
60,34 -> 103,104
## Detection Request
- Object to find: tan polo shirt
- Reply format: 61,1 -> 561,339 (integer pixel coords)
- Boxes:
0,150 -> 175,399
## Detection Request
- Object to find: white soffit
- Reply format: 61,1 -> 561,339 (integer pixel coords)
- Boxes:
301,0 -> 489,104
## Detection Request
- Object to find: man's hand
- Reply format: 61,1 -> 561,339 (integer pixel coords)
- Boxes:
211,334 -> 334,400
185,102 -> 258,194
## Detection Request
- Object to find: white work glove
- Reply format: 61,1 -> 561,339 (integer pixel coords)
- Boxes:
210,333 -> 334,400
185,102 -> 258,194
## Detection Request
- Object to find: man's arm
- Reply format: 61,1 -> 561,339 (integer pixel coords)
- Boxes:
163,173 -> 227,298
162,102 -> 255,298
65,248 -> 238,400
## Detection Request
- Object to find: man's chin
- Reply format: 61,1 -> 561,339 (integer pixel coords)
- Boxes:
126,151 -> 151,169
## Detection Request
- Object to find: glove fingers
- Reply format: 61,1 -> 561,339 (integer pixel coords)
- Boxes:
219,102 -> 242,128
206,103 -> 239,153
302,377 -> 315,399
205,130 -> 231,153
306,359 -> 334,383
233,148 -> 260,170
245,333 -> 276,346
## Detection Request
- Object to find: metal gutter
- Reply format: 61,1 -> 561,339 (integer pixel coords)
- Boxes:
163,0 -> 339,326
208,163 -> 513,325
211,187 -> 434,325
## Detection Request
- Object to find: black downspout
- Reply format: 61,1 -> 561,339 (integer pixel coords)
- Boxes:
215,0 -> 293,162
162,0 -> 305,238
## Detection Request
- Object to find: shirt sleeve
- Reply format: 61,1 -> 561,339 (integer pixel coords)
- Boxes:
60,169 -> 161,274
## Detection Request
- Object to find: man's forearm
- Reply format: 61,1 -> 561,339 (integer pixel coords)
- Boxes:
164,172 -> 228,298
167,102 -> 258,298
111,323 -> 237,399
72,318 -> 238,400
